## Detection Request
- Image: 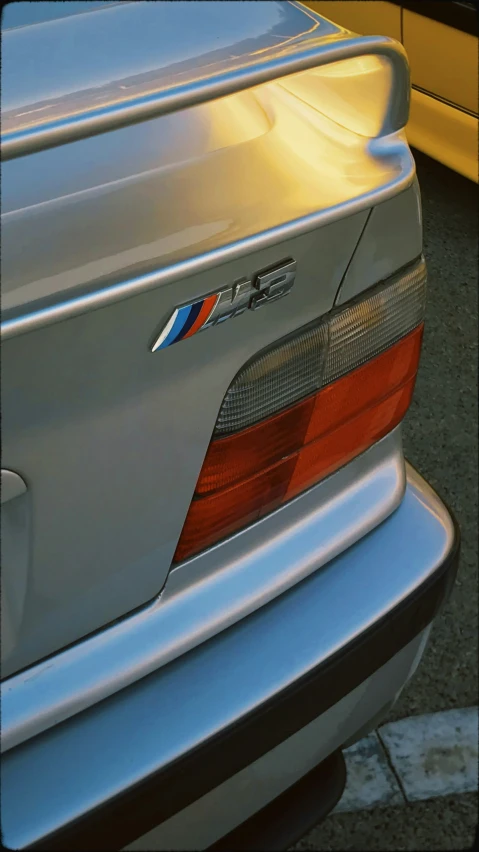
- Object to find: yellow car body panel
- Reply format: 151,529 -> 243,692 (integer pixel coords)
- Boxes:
304,1 -> 401,40
409,88 -> 478,182
403,9 -> 478,114
303,1 -> 479,181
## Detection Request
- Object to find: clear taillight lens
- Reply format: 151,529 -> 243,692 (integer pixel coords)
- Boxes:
215,258 -> 426,435
324,258 -> 426,383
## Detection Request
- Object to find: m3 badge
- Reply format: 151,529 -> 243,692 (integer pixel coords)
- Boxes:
151,259 -> 297,352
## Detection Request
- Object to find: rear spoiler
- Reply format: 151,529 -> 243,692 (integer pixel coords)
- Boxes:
1,0 -> 409,161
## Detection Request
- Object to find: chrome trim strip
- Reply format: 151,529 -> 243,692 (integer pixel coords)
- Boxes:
412,84 -> 478,118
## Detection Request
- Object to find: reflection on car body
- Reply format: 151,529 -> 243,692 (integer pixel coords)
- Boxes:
304,0 -> 479,181
1,2 -> 460,850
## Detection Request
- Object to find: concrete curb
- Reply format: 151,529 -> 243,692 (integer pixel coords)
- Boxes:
333,706 -> 478,813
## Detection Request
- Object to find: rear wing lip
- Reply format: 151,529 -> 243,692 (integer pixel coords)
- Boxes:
1,2 -> 413,342
1,24 -> 409,161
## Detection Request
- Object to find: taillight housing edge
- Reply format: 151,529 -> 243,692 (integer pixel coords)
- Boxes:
174,256 -> 427,563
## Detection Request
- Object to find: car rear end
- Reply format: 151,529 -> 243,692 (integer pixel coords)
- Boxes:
0,2 -> 459,849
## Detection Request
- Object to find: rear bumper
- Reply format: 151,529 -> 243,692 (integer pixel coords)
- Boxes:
2,463 -> 459,851
207,750 -> 347,852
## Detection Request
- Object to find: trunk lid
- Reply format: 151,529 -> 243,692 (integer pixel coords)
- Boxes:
1,0 -> 413,677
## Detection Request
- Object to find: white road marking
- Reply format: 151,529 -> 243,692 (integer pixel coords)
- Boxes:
333,707 -> 478,813
333,733 -> 405,813
378,706 -> 478,801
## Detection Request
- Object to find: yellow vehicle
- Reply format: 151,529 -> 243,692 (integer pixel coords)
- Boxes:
303,1 -> 479,181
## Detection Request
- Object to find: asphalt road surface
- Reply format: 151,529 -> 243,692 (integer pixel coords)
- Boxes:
294,150 -> 479,851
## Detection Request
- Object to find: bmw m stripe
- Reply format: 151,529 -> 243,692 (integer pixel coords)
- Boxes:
152,293 -> 220,351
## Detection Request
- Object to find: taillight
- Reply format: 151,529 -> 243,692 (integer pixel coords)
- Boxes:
174,257 -> 427,563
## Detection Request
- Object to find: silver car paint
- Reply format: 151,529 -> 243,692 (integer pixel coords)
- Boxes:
1,427 -> 405,752
1,6 -> 446,847
1,0 -> 418,678
126,630 -> 430,851
1,210 -> 369,679
2,1 -> 410,160
336,177 -> 423,305
0,464 -> 455,850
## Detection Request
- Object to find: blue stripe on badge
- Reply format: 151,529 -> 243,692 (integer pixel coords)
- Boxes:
157,304 -> 193,350
171,299 -> 203,342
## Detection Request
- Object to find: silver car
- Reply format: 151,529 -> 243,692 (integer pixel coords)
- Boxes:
1,2 -> 459,850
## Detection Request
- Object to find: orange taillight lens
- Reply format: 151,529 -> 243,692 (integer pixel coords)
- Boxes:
304,325 -> 422,443
285,377 -> 415,501
196,396 -> 315,495
174,258 -> 427,563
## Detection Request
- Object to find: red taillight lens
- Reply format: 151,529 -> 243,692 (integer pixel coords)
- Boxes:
173,457 -> 297,564
195,397 -> 315,495
174,258 -> 427,563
